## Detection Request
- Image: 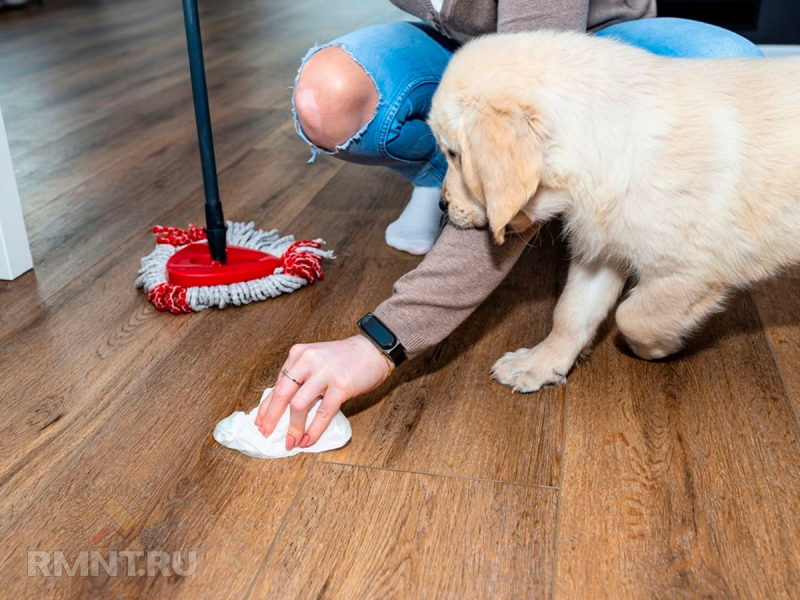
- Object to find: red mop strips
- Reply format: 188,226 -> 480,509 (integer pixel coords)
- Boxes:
138,224 -> 330,314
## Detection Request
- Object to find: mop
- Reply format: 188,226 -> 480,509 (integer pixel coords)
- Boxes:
135,0 -> 333,314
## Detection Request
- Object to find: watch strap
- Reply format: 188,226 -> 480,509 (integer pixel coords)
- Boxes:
357,313 -> 407,367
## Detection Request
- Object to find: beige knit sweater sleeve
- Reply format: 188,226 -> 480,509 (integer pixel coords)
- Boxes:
373,223 -> 536,359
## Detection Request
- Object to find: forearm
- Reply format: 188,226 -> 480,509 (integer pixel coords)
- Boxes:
373,223 -> 535,359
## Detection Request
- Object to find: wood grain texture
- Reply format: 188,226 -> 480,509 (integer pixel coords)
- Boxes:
248,462 -> 559,599
556,293 -> 800,598
0,162 -> 414,597
323,233 -> 567,487
752,273 -> 800,422
3,0 -> 800,597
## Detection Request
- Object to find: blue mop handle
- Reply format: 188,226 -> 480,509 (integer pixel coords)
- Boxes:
182,0 -> 227,263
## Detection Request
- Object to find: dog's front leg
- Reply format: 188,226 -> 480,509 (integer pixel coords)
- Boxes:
492,258 -> 626,392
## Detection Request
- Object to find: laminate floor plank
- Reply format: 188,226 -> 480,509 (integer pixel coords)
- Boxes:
0,304 -> 318,598
0,248 -> 416,596
11,80 -> 290,212
555,293 -> 800,598
319,232 -> 567,488
4,0 -> 800,596
0,158 -> 399,537
752,274 -> 800,423
247,462 -> 559,599
0,173 -> 416,598
1,1 -> 163,68
0,109 -> 292,330
3,0 -> 404,158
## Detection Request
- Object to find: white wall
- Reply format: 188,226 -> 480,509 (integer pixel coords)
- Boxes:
0,104 -> 34,281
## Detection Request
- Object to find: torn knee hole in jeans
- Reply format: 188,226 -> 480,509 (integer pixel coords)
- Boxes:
292,43 -> 382,163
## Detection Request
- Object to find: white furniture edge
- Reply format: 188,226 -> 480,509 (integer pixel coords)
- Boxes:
759,44 -> 800,56
0,104 -> 33,281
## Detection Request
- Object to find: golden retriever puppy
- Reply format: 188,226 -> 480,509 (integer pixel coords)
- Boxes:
429,30 -> 800,392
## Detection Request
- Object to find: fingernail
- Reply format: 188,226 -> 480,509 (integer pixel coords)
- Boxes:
286,435 -> 296,450
300,434 -> 310,448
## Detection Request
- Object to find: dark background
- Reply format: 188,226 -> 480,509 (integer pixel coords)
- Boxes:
659,0 -> 800,44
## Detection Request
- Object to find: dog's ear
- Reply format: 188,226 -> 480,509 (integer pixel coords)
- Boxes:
460,105 -> 542,244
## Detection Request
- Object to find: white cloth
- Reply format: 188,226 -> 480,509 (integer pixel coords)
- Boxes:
213,388 -> 351,458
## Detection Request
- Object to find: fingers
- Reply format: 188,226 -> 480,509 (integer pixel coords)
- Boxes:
256,361 -> 306,435
301,387 -> 347,448
253,342 -> 359,451
254,389 -> 272,431
283,343 -> 305,373
286,378 -> 327,451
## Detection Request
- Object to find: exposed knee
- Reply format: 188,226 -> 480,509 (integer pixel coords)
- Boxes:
294,46 -> 379,151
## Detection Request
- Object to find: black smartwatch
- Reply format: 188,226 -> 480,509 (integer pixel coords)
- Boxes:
357,313 -> 407,367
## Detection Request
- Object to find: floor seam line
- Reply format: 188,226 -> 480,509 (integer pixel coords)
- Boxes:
750,290 -> 800,433
550,383 -> 570,600
243,455 -> 317,599
320,460 -> 560,491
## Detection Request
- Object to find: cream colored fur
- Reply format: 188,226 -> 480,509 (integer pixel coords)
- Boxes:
428,30 -> 800,392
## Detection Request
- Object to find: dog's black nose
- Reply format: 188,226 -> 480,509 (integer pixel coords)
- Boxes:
439,197 -> 449,213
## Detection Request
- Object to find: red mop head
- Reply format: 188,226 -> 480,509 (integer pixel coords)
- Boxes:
135,222 -> 334,314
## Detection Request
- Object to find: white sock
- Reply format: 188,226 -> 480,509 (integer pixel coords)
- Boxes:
385,186 -> 444,255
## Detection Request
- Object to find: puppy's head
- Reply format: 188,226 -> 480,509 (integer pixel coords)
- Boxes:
429,92 -> 543,244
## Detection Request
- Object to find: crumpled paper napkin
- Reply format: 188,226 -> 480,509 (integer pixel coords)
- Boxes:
213,387 -> 351,458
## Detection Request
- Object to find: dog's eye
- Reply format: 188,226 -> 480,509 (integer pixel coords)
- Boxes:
446,149 -> 457,160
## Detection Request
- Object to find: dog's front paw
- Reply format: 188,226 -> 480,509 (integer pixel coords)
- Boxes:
491,345 -> 571,393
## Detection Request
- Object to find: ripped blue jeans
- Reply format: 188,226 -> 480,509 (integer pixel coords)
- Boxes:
292,18 -> 762,188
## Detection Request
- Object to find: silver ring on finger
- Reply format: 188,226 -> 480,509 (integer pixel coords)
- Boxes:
281,368 -> 301,386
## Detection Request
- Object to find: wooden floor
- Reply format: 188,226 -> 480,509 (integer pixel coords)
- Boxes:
2,1 -> 800,597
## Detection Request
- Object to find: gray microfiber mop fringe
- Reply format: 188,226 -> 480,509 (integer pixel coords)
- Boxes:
135,221 -> 334,312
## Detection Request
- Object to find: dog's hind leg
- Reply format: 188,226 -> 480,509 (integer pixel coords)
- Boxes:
615,275 -> 729,360
492,258 -> 626,393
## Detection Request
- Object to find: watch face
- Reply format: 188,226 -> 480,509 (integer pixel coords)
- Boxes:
363,314 -> 395,349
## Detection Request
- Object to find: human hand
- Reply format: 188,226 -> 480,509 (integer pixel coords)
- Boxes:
254,335 -> 392,450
